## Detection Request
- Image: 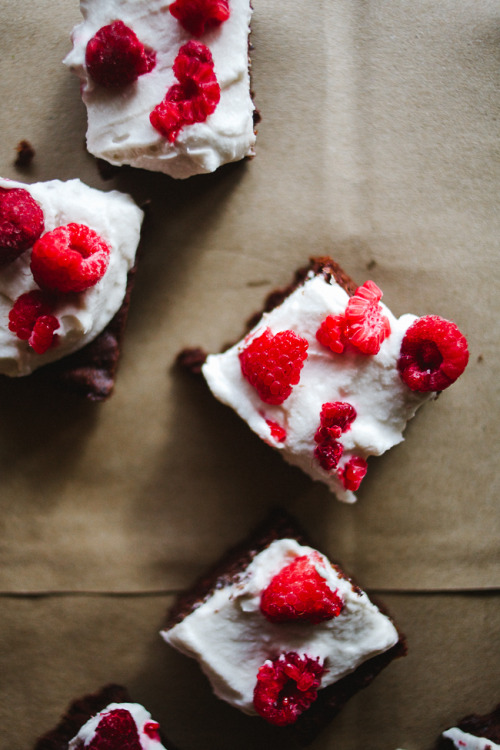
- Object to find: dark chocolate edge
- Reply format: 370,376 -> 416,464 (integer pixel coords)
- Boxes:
435,703 -> 500,748
163,508 -> 407,746
176,255 -> 358,375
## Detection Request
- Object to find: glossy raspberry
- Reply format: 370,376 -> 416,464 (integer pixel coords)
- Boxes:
31,223 -> 111,294
340,456 -> 368,491
85,20 -> 156,88
314,440 -> 344,471
169,0 -> 230,36
343,280 -> 391,355
265,419 -> 287,443
314,401 -> 357,443
397,315 -> 469,392
8,291 -> 59,354
86,708 -> 142,750
253,652 -> 325,726
0,187 -> 44,265
239,327 -> 309,405
316,314 -> 345,354
260,553 -> 344,624
150,41 -> 220,143
143,722 -> 161,740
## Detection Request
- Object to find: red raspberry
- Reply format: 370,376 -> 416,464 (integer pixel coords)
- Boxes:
0,187 -> 44,265
340,455 -> 368,491
150,41 -> 220,143
85,708 -> 142,750
8,291 -> 59,354
397,315 -> 469,392
343,280 -> 391,355
253,652 -> 325,726
260,553 -> 344,624
85,20 -> 156,88
314,401 -> 357,443
316,314 -> 345,354
169,0 -> 230,37
265,418 -> 287,443
143,722 -> 161,740
314,440 -> 343,471
30,223 -> 111,294
238,327 -> 309,405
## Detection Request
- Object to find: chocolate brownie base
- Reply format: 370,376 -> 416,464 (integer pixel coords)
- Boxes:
436,704 -> 500,748
176,255 -> 358,375
164,509 -> 407,746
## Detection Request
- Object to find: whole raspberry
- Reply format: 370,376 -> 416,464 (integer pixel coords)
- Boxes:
169,0 -> 230,37
316,314 -> 345,354
85,20 -> 156,88
238,327 -> 309,405
340,456 -> 368,491
343,280 -> 391,355
253,652 -> 325,726
260,553 -> 344,624
30,223 -> 111,294
314,401 -> 357,443
85,708 -> 142,750
150,41 -> 220,143
8,290 -> 59,354
0,187 -> 44,265
397,315 -> 469,392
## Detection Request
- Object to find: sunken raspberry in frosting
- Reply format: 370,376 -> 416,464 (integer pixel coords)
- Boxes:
0,177 -> 143,377
68,702 -> 168,750
202,265 -> 469,502
162,538 -> 399,723
64,0 -> 256,178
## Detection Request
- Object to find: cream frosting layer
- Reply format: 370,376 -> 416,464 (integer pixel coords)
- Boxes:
202,272 -> 434,502
64,0 -> 256,178
442,727 -> 500,750
162,538 -> 399,714
68,702 -> 168,750
0,177 -> 143,377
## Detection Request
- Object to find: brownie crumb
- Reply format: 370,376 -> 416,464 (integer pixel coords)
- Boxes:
14,140 -> 35,168
176,347 -> 208,375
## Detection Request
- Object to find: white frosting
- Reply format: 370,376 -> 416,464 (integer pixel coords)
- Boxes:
64,0 -> 256,179
202,273 -> 434,502
162,538 -> 399,714
68,702 -> 168,750
442,727 -> 500,750
0,177 -> 143,377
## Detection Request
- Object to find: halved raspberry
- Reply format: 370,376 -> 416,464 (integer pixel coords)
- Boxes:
265,418 -> 287,443
260,553 -> 344,624
169,0 -> 230,37
85,20 -> 156,88
314,401 -> 357,443
150,41 -> 220,143
0,187 -> 44,265
86,708 -> 142,750
31,223 -> 111,294
340,456 -> 368,491
8,291 -> 59,354
397,315 -> 469,391
238,328 -> 309,405
253,652 -> 325,726
316,314 -> 345,354
343,280 -> 391,355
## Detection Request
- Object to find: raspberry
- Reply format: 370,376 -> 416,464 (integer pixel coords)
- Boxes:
8,291 -> 59,354
238,328 -> 309,405
260,553 -> 344,624
343,280 -> 391,355
169,0 -> 230,37
340,456 -> 368,491
85,708 -> 142,750
30,223 -> 111,294
150,41 -> 220,143
143,722 -> 161,740
397,315 -> 469,392
253,652 -> 325,726
316,314 -> 345,354
313,401 -> 356,471
314,440 -> 343,471
0,187 -> 44,265
265,418 -> 287,443
85,20 -> 156,88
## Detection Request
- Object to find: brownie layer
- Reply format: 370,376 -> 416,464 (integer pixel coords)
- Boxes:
436,704 -> 500,749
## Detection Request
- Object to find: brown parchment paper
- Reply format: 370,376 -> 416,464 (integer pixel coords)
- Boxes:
0,0 -> 498,748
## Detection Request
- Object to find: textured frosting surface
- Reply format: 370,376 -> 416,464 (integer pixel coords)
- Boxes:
162,538 -> 399,713
202,273 -> 433,502
68,702 -> 168,749
64,0 -> 256,178
0,177 -> 143,377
